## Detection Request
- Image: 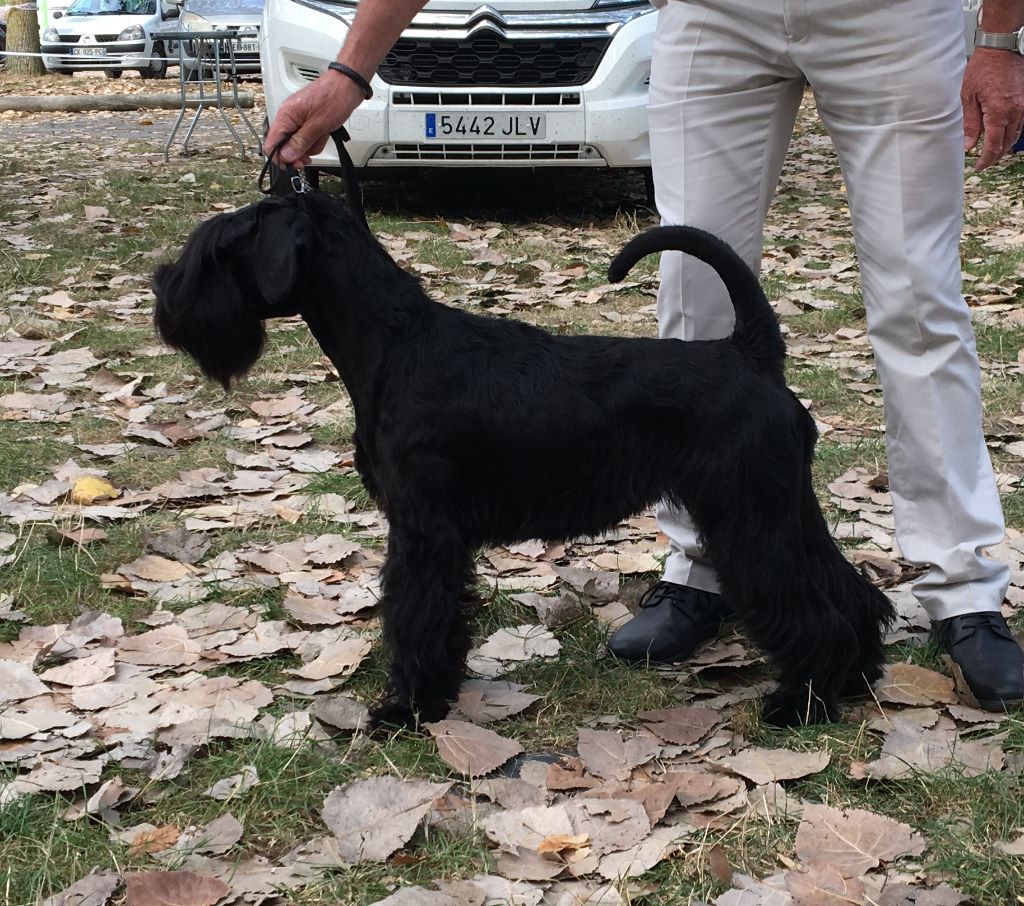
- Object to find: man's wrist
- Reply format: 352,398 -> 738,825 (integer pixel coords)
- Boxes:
326,61 -> 374,99
978,0 -> 1024,32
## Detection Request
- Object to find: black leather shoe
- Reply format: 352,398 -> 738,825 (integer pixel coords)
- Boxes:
933,612 -> 1024,712
607,581 -> 733,665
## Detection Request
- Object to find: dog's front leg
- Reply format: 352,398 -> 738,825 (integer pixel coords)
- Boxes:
370,520 -> 475,731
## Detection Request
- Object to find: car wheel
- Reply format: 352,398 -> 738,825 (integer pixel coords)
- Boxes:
143,41 -> 167,79
105,69 -> 123,80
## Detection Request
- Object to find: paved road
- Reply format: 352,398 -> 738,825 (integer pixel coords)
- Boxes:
1,107 -> 263,153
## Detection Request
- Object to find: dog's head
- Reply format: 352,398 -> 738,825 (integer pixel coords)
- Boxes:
153,195 -> 314,389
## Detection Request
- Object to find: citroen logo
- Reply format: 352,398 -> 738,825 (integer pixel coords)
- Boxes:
467,4 -> 507,36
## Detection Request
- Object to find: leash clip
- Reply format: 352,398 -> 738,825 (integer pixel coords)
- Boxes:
290,170 -> 312,194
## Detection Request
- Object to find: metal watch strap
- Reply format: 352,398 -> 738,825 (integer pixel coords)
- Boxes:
974,27 -> 1024,54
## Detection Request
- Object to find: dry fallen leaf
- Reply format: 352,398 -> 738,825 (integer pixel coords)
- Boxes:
0,659 -> 48,705
322,776 -> 452,862
467,624 -> 562,677
456,679 -> 541,723
849,718 -> 1003,780
576,729 -> 659,782
117,625 -> 201,667
427,719 -> 524,776
784,863 -> 865,905
203,766 -> 260,801
722,747 -> 831,785
71,476 -> 119,504
637,706 -> 721,745
287,638 -> 372,680
39,648 -> 117,687
124,871 -> 230,906
128,824 -> 181,856
795,803 -> 926,877
875,663 -> 956,707
40,871 -> 120,906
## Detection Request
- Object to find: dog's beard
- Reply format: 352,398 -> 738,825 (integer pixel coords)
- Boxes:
154,259 -> 267,390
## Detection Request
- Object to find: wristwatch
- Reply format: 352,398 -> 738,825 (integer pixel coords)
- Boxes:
974,26 -> 1024,54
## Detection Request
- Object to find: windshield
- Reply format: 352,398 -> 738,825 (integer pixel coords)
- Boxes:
183,0 -> 263,13
65,0 -> 156,15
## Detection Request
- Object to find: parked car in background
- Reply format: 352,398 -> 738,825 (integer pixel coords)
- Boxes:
261,0 -> 656,190
39,0 -> 177,78
167,0 -> 262,78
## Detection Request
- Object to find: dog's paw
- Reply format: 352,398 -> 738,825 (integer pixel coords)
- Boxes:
762,688 -> 840,727
840,666 -> 884,699
369,696 -> 452,733
369,698 -> 419,733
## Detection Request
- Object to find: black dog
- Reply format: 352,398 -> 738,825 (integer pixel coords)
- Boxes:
154,192 -> 895,728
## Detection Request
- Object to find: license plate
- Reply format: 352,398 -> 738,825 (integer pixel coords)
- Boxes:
237,41 -> 259,54
425,112 -> 546,141
72,46 -> 108,56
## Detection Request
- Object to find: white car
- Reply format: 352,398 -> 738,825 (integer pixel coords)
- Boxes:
260,0 -> 656,187
40,0 -> 176,78
260,0 -> 1016,189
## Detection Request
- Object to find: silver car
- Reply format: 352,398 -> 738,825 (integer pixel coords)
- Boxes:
39,0 -> 176,78
171,0 -> 262,78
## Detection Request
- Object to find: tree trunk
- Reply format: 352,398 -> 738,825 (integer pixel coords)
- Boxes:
0,93 -> 256,111
7,7 -> 47,76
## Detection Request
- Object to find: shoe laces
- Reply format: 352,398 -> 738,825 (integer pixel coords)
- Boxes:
943,612 -> 1012,644
637,582 -> 725,622
638,582 -> 681,610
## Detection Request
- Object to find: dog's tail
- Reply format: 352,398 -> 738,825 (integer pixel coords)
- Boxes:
609,226 -> 785,379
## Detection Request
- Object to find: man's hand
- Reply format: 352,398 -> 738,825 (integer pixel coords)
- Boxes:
962,47 -> 1024,170
263,70 -> 367,168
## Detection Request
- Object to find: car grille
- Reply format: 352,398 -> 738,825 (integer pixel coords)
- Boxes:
54,34 -> 121,42
392,91 -> 582,107
378,142 -> 592,162
379,31 -> 611,87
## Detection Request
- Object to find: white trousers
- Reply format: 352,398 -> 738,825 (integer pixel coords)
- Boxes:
651,0 -> 1008,621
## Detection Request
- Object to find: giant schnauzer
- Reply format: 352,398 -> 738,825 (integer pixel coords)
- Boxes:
153,192 -> 895,728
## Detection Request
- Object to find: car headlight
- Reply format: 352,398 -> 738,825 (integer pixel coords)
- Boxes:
180,10 -> 212,30
42,27 -> 59,42
118,24 -> 145,41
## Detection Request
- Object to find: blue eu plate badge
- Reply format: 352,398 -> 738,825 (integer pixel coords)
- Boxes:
425,113 -> 437,139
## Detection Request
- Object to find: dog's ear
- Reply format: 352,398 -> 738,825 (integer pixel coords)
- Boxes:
153,198 -> 313,389
248,200 -> 314,308
154,204 -> 268,389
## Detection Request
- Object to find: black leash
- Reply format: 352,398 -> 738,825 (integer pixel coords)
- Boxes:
258,126 -> 370,232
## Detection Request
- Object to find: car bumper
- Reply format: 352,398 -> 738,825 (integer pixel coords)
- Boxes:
261,0 -> 654,169
41,41 -> 150,70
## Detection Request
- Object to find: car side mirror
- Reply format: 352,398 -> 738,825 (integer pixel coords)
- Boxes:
53,10 -> 63,17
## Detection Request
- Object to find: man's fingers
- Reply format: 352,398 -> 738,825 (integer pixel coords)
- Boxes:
963,106 -> 982,152
279,131 -> 309,164
976,111 -> 1010,170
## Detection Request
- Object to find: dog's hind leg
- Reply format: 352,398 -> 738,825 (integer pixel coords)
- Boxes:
370,519 -> 475,730
690,462 -> 861,727
797,474 -> 895,697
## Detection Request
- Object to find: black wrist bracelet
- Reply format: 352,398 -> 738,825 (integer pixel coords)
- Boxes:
327,62 -> 374,100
